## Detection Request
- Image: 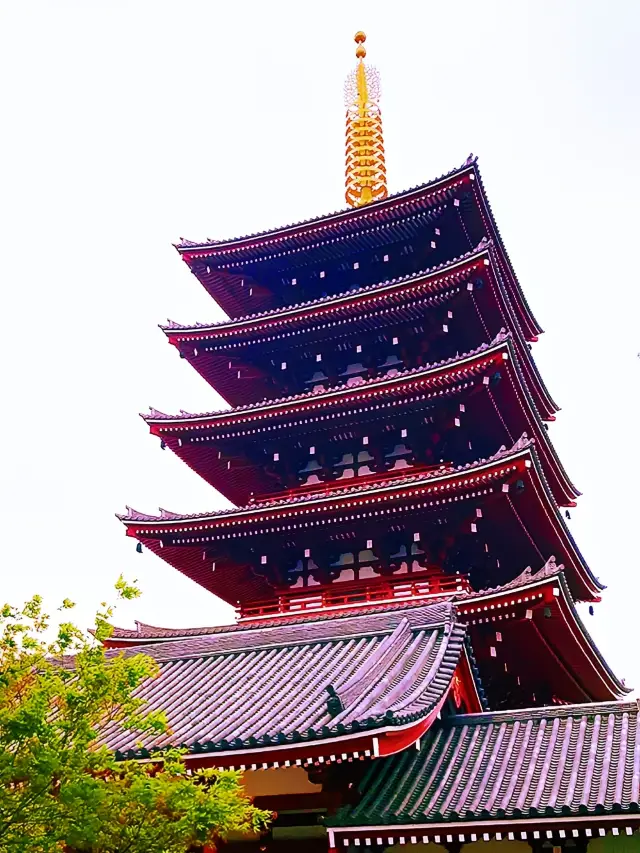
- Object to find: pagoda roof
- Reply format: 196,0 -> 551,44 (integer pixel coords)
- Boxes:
119,437 -> 538,523
175,158 -> 541,341
175,160 -> 475,256
163,243 -> 555,417
100,600 -> 473,767
144,333 -> 578,507
460,565 -> 628,705
327,699 -> 640,845
119,439 -> 601,601
163,245 -> 487,338
146,333 -> 508,424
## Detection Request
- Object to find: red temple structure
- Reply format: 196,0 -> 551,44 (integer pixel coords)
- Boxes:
113,33 -> 639,853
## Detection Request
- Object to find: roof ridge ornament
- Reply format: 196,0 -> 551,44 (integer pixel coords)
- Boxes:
344,32 -> 388,208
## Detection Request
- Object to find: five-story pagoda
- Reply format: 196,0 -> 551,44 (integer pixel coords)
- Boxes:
113,33 -> 639,853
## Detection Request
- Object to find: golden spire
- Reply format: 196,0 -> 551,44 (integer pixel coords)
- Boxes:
344,31 -> 388,208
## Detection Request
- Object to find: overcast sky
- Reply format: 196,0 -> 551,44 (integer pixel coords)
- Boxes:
1,0 -> 638,693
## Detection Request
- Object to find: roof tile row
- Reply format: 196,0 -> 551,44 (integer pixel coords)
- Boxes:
330,700 -> 640,826
102,601 -> 466,758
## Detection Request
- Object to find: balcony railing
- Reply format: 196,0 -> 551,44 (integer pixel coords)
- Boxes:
252,462 -> 451,505
238,571 -> 470,621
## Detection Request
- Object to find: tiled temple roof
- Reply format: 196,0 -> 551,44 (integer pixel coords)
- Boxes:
101,601 -> 466,760
329,700 -> 640,830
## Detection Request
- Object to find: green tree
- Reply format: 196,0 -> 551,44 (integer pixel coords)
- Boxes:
0,577 -> 271,852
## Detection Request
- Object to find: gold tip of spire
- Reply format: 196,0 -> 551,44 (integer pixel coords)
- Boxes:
344,32 -> 388,209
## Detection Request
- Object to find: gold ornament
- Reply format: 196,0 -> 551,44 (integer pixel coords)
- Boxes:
344,32 -> 388,208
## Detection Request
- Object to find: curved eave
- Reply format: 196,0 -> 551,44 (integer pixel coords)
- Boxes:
460,571 -> 628,701
523,450 -> 602,599
499,340 -> 577,504
147,337 -> 506,427
120,443 -> 534,528
146,335 -> 578,507
470,161 -> 543,340
120,441 -> 600,601
163,248 -> 487,339
162,246 -> 557,418
545,573 -> 629,699
175,162 -> 475,259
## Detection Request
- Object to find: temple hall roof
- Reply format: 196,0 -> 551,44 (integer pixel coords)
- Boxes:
100,600 -> 468,764
328,700 -> 640,842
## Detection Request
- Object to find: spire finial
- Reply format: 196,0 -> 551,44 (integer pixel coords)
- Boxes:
344,32 -> 388,208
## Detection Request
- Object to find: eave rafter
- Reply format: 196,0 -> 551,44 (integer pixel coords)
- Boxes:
175,159 -> 541,342
119,440 -> 600,602
143,333 -> 578,507
459,564 -> 627,702
162,242 -> 557,417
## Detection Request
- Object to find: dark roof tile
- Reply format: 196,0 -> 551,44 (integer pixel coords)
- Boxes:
101,601 -> 465,756
329,701 -> 640,826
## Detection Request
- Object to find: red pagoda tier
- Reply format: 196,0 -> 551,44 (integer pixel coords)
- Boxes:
114,34 -> 638,853
163,244 -> 556,418
120,438 -> 599,609
143,333 -> 577,507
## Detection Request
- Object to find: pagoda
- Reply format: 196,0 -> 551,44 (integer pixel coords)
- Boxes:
114,33 -> 640,853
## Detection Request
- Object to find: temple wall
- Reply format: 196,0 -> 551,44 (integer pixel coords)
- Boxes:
241,765 -> 322,797
588,836 -> 640,853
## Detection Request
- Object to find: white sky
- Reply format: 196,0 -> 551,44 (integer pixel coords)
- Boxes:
1,1 -> 638,694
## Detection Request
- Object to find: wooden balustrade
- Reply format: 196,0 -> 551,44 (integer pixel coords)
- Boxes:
238,571 -> 470,620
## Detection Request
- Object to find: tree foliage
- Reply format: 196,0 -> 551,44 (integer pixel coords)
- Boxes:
0,578 -> 271,852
